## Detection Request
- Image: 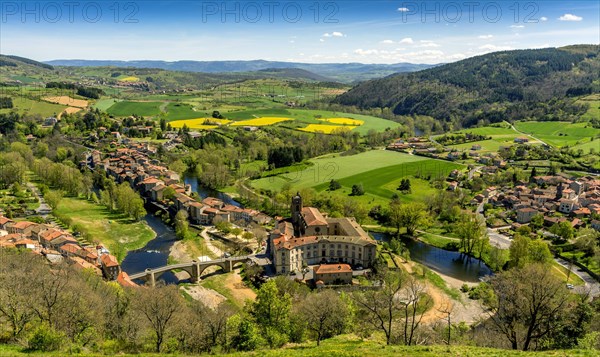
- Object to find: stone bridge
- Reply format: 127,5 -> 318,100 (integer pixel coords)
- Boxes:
129,255 -> 254,286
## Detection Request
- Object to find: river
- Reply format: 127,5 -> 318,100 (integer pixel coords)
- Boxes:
372,232 -> 492,282
122,176 -> 490,285
121,175 -> 241,283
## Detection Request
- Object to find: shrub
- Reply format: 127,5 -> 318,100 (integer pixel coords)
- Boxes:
27,324 -> 64,352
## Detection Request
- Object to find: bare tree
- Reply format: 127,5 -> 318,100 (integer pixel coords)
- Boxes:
399,278 -> 432,345
134,285 -> 183,352
353,270 -> 408,345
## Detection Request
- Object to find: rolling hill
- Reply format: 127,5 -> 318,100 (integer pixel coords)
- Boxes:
335,45 -> 600,128
42,59 -> 434,83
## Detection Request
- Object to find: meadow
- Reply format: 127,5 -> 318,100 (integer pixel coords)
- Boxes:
514,121 -> 600,147
106,100 -> 164,117
0,96 -> 66,117
53,196 -> 156,262
251,150 -> 430,191
576,94 -> 600,122
169,117 -> 231,130
42,95 -> 88,108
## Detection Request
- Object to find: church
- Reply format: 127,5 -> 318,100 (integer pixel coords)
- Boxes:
269,193 -> 377,275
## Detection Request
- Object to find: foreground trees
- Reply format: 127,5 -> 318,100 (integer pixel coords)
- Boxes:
487,264 -> 576,350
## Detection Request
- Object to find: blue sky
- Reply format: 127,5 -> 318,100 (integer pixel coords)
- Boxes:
1,1 -> 598,64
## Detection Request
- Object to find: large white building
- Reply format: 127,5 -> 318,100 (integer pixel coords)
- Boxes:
270,194 -> 377,274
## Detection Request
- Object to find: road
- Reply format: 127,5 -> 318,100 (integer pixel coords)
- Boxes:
26,182 -> 51,217
555,257 -> 600,297
505,120 -> 549,146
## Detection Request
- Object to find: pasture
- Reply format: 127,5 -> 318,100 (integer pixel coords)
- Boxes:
106,101 -> 163,117
250,150 -> 429,191
93,98 -> 119,111
299,124 -> 357,134
163,103 -> 200,121
514,121 -> 600,147
0,96 -> 66,117
576,94 -> 600,122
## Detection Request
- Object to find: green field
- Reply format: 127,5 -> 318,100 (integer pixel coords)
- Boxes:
106,101 -> 163,117
0,96 -> 66,117
93,98 -> 120,111
313,160 -> 462,203
251,150 -> 429,191
572,139 -> 600,154
514,121 -> 600,147
53,196 -> 155,262
163,102 -> 201,120
577,94 -> 600,122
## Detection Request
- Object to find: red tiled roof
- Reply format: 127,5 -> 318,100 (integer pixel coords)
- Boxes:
101,254 -> 119,267
314,264 -> 352,274
302,207 -> 327,226
0,216 -> 12,225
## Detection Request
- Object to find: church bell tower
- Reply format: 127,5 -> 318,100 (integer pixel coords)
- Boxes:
291,192 -> 303,237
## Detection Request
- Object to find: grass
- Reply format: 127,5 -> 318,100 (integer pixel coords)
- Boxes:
251,150 -> 430,191
230,117 -> 293,126
2,336 -> 596,356
299,124 -> 357,134
163,103 -> 201,121
93,98 -> 120,111
571,139 -> 599,154
106,100 -> 163,117
53,196 -> 155,262
550,261 -> 585,286
0,96 -> 66,117
514,121 -> 600,148
576,94 -> 600,121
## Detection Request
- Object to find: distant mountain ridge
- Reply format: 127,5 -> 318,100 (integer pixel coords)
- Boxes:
42,59 -> 434,83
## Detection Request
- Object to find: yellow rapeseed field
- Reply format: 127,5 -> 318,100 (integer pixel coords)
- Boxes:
299,124 -> 356,134
43,96 -> 88,108
230,117 -> 292,126
320,117 -> 364,126
119,76 -> 140,82
169,118 -> 229,130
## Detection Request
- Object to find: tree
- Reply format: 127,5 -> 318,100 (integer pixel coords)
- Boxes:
44,190 -> 63,210
391,202 -> 428,236
397,178 -> 411,193
551,221 -> 575,241
251,280 -> 291,347
328,179 -> 341,191
175,210 -> 189,239
353,270 -> 408,345
299,290 -> 349,346
455,211 -> 488,261
530,214 -> 544,230
575,228 -> 600,256
487,264 -> 571,351
350,184 -> 364,196
134,285 -> 182,353
509,234 -> 531,268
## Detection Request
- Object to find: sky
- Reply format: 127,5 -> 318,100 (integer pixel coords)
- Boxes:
0,0 -> 598,64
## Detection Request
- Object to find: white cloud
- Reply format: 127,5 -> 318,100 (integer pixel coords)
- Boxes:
478,34 -> 494,39
380,40 -> 395,44
559,14 -> 582,21
322,32 -> 345,39
399,37 -> 414,44
510,25 -> 525,29
319,38 -> 325,42
354,49 -> 380,56
540,16 -> 548,21
418,40 -> 440,48
397,7 -> 410,12
289,40 -> 295,44
479,44 -> 513,52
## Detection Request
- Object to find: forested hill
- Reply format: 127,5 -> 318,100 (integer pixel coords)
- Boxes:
334,45 -> 600,128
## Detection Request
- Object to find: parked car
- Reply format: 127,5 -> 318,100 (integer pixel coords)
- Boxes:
566,284 -> 574,290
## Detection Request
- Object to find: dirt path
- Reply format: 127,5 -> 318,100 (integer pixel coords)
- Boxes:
181,285 -> 226,309
169,240 -> 193,262
224,270 -> 256,305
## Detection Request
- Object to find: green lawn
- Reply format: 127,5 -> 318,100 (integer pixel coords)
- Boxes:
514,121 -> 600,147
105,100 -> 163,117
571,139 -> 599,154
577,94 -> 600,122
251,150 -> 429,191
53,196 -> 155,262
